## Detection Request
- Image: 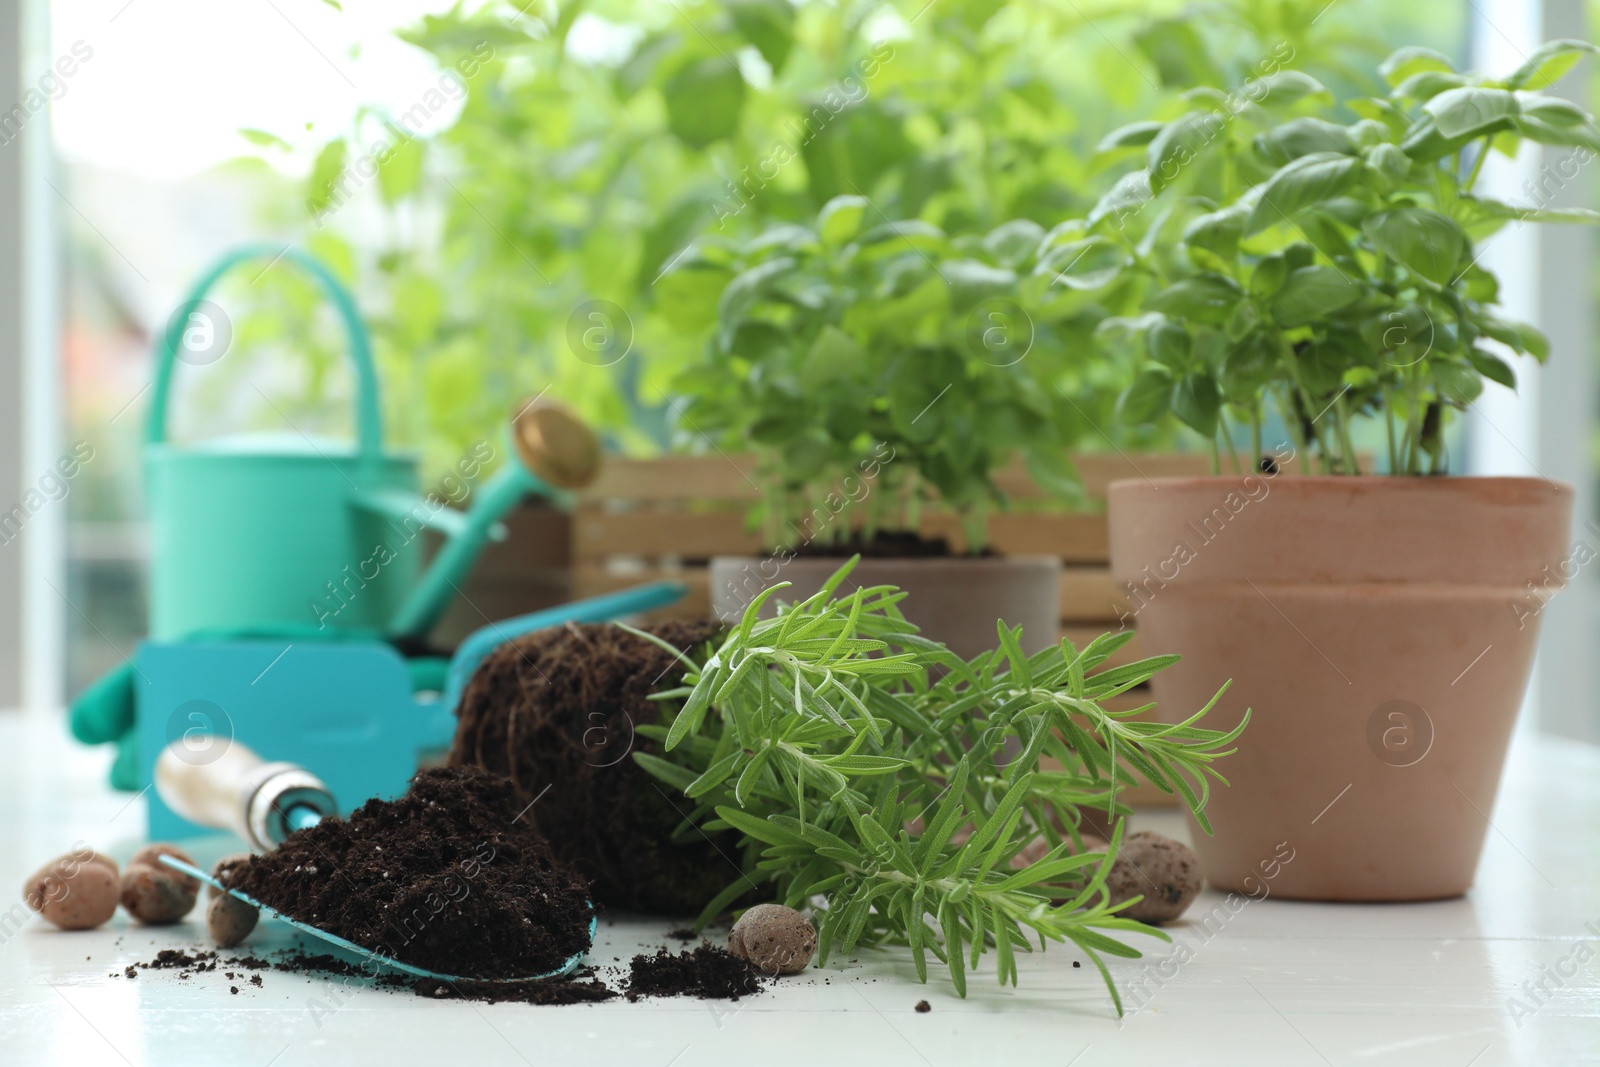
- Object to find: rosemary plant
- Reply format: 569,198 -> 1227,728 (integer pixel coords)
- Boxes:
626,559 -> 1245,1011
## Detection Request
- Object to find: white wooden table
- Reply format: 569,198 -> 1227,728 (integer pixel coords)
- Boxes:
1,706 -> 1597,1066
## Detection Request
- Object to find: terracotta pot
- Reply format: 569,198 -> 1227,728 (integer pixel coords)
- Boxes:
708,555 -> 1063,659
1108,475 -> 1572,901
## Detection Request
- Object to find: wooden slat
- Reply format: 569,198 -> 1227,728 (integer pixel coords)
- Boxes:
583,454 -> 761,503
582,452 -> 1222,505
572,507 -> 762,562
1060,566 -> 1127,621
983,513 -> 1108,561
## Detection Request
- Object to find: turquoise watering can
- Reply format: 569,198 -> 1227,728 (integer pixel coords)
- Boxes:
145,244 -> 597,643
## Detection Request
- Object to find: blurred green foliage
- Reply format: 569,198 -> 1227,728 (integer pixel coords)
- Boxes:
228,0 -> 1460,478
1097,40 -> 1600,475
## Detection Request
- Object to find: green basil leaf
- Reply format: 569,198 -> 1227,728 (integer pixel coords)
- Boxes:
1365,142 -> 1412,183
1467,348 -> 1517,389
1270,265 -> 1361,327
1148,110 -> 1229,193
1088,169 -> 1153,230
1424,87 -> 1521,140
1393,70 -> 1468,102
727,0 -> 795,74
1182,204 -> 1248,267
664,58 -> 747,149
1246,153 -> 1363,234
1362,207 -> 1467,286
1253,117 -> 1357,165
1249,253 -> 1287,299
1096,120 -> 1165,153
817,195 -> 869,247
1146,320 -> 1190,369
1147,274 -> 1243,325
1171,372 -> 1221,436
1508,39 -> 1599,91
1116,368 -> 1172,425
1378,46 -> 1456,87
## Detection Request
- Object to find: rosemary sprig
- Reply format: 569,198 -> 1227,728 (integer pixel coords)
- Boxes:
626,558 -> 1246,1012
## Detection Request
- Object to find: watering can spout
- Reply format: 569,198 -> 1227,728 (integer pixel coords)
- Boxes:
383,397 -> 602,642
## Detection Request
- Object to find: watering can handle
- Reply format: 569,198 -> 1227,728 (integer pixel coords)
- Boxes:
144,244 -> 384,465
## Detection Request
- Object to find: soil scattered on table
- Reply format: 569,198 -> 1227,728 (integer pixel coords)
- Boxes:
119,932 -> 780,1005
915,999 -> 931,1013
413,971 -> 619,1005
224,765 -> 594,980
450,621 -> 738,915
626,944 -> 766,1001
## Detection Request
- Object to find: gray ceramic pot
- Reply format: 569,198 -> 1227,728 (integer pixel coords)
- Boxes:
708,555 -> 1063,659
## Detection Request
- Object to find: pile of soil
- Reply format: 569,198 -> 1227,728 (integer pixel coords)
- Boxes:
450,620 -> 740,915
227,766 -> 593,980
626,944 -> 766,1001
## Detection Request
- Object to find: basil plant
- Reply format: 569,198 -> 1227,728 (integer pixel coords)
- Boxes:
1083,40 -> 1600,474
665,197 -> 1118,552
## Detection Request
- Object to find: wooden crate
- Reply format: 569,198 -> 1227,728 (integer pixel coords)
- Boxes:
570,452 -> 1212,629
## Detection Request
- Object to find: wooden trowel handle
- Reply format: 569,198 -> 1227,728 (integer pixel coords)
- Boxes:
155,738 -> 336,851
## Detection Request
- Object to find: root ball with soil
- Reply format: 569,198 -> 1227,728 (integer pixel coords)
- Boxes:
449,620 -> 738,915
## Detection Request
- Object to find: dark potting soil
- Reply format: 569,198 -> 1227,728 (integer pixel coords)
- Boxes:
789,529 -> 976,559
626,944 -> 766,1001
226,765 -> 594,980
450,620 -> 740,916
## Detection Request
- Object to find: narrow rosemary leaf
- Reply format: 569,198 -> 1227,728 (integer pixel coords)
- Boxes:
631,752 -> 700,793
995,621 -> 1033,688
734,744 -> 775,805
684,750 -> 743,798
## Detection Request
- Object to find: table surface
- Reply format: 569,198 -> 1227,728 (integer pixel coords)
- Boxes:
2,706 -> 1598,1067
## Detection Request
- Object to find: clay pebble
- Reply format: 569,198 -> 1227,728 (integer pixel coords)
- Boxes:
120,843 -> 200,925
1106,831 -> 1203,924
728,904 -> 816,975
206,893 -> 260,948
23,849 -> 121,930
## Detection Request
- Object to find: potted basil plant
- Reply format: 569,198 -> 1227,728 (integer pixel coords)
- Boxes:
1092,41 -> 1598,900
666,197 -> 1099,657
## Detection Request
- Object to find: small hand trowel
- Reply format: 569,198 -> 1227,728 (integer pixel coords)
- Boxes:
154,739 -> 593,982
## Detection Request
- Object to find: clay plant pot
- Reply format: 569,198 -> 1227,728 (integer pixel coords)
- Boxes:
1108,475 -> 1572,901
708,555 -> 1063,658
